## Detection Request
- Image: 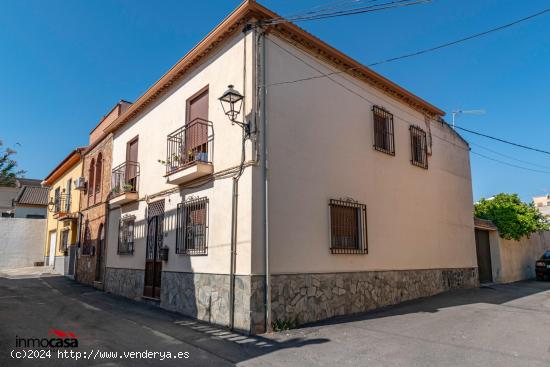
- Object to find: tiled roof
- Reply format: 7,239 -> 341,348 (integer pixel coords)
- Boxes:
474,217 -> 498,231
15,185 -> 49,206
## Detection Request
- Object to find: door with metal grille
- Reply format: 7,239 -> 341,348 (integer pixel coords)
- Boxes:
95,224 -> 105,282
143,200 -> 164,299
475,229 -> 493,283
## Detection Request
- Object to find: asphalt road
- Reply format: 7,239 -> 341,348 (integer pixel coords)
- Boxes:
1,274 -> 550,366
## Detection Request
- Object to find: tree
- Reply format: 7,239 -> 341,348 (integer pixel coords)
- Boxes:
475,193 -> 550,241
0,140 -> 25,187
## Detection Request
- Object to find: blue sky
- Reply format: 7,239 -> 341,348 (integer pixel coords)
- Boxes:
1,0 -> 549,202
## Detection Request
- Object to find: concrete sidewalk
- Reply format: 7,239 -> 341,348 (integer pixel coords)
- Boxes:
0,266 -> 55,279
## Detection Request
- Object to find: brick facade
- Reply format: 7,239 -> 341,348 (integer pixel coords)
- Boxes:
76,135 -> 113,285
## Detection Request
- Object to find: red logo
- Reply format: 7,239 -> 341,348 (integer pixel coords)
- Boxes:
48,329 -> 77,338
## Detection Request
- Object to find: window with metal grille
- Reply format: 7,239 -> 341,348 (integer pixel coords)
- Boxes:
410,125 -> 428,169
372,106 -> 395,155
118,217 -> 135,255
176,197 -> 208,255
329,199 -> 368,254
82,225 -> 92,256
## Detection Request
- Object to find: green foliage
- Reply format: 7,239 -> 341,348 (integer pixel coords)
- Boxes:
271,318 -> 298,332
475,193 -> 550,241
0,140 -> 25,187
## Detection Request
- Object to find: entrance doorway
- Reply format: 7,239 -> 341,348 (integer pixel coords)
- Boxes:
475,228 -> 493,283
48,230 -> 57,266
95,224 -> 105,282
143,200 -> 164,299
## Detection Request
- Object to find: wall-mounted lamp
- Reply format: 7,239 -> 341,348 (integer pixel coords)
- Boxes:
219,85 -> 250,135
47,197 -> 56,213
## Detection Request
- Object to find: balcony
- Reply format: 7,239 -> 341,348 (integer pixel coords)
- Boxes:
52,193 -> 72,219
165,118 -> 214,185
109,161 -> 139,207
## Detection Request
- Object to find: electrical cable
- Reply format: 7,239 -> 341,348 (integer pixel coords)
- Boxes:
265,37 -> 550,174
263,7 -> 550,86
455,125 -> 550,156
263,0 -> 428,24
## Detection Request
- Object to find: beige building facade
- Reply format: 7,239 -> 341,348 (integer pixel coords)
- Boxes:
43,148 -> 85,275
101,1 -> 478,334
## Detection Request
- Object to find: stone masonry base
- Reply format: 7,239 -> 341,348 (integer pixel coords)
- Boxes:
161,272 -> 264,334
269,268 -> 479,326
104,267 -> 144,300
103,267 -> 477,334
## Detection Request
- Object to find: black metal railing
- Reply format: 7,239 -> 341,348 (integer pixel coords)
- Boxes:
111,161 -> 140,196
410,125 -> 428,169
329,199 -> 368,254
373,105 -> 395,155
166,118 -> 213,175
176,197 -> 209,255
53,193 -> 71,214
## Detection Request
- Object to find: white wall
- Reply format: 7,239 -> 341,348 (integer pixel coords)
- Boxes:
107,31 -> 256,276
260,34 -> 477,274
0,218 -> 46,269
497,231 -> 550,283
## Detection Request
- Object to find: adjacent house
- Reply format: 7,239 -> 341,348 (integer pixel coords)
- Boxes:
76,100 -> 132,287
13,185 -> 49,219
533,195 -> 550,218
0,178 -> 46,218
42,148 -> 86,275
101,0 -> 478,334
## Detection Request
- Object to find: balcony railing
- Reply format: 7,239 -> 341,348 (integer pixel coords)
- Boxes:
53,193 -> 71,215
166,118 -> 213,176
111,161 -> 140,197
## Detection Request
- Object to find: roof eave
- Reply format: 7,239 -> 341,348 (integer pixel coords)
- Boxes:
104,0 -> 444,136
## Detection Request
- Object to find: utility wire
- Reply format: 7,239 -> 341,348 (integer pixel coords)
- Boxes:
471,151 -> 550,174
368,7 -> 550,66
280,0 -> 374,20
266,38 -> 550,175
263,0 -> 428,24
455,125 -> 550,156
264,7 -> 550,86
469,142 -> 550,170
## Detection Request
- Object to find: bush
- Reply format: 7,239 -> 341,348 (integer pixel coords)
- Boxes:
475,193 -> 549,241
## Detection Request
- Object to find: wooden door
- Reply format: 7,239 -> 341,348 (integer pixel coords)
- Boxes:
185,89 -> 209,164
475,229 -> 493,283
126,138 -> 139,190
95,224 -> 105,282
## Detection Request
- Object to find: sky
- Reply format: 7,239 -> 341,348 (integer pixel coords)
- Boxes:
1,0 -> 549,202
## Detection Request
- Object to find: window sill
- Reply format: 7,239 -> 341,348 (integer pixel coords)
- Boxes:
176,250 -> 208,256
330,248 -> 368,255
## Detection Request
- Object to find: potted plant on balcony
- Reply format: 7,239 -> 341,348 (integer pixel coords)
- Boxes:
111,186 -> 121,195
122,183 -> 134,192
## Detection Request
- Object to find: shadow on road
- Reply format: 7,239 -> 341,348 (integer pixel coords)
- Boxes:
297,280 -> 550,330
0,275 -> 329,365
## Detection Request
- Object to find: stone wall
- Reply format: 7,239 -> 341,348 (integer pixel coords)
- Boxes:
269,268 -> 478,326
104,267 -> 144,300
161,272 -> 265,334
104,267 -> 477,334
